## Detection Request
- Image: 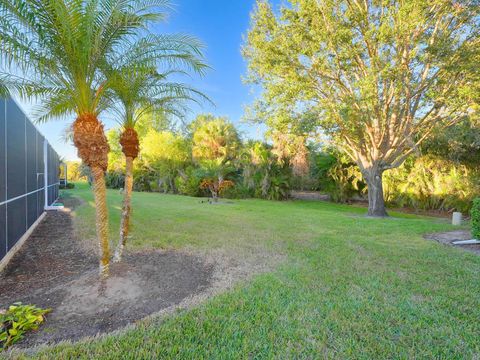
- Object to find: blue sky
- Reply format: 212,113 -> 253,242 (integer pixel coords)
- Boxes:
18,0 -> 268,160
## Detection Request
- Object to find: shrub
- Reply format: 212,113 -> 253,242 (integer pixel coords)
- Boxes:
175,167 -> 204,197
59,182 -> 75,189
0,303 -> 50,350
105,170 -> 125,189
133,166 -> 156,192
471,198 -> 480,240
384,156 -> 480,212
266,173 -> 291,200
222,184 -> 254,199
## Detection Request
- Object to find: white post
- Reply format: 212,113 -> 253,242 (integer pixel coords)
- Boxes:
44,139 -> 48,208
452,212 -> 462,226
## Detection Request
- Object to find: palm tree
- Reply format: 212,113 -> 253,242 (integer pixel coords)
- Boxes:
0,0 -> 170,277
104,36 -> 209,261
191,115 -> 240,201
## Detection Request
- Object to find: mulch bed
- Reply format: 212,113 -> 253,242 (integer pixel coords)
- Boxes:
0,197 -> 214,348
424,230 -> 480,255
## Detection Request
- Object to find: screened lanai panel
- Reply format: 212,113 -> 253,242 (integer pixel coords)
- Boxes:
6,99 -> 26,199
7,197 -> 26,251
26,120 -> 38,193
36,132 -> 45,214
0,205 -> 5,260
26,193 -> 38,229
0,99 -> 5,204
37,189 -> 44,218
36,133 -> 43,177
47,145 -> 59,203
48,145 -> 53,204
0,97 -> 61,265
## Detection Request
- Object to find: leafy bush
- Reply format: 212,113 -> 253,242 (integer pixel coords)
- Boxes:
59,182 -> 75,189
265,172 -> 291,200
105,170 -> 125,189
471,198 -> 480,240
384,156 -> 480,212
133,166 -> 156,192
318,152 -> 479,212
221,184 -> 255,199
175,167 -> 204,197
0,303 -> 50,350
313,152 -> 365,202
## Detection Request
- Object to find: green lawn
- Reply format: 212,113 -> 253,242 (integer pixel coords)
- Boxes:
15,183 -> 480,359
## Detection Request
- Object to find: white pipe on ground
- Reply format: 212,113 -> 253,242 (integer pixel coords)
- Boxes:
452,239 -> 480,245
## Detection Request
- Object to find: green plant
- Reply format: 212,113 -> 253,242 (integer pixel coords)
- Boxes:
471,199 -> 480,240
383,156 -> 480,213
221,184 -> 255,199
133,166 -> 157,192
59,183 -> 75,190
105,170 -> 126,190
266,172 -> 290,200
175,167 -> 204,197
0,303 -> 50,350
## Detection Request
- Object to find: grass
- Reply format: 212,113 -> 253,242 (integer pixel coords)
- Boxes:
10,183 -> 480,359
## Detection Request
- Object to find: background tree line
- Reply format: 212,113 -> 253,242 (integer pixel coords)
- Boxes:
66,113 -> 480,213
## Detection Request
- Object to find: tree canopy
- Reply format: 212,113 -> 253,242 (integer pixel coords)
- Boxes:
244,0 -> 480,216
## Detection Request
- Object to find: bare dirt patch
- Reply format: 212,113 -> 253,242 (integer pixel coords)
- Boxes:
0,197 -> 213,348
424,230 -> 480,255
290,191 -> 330,201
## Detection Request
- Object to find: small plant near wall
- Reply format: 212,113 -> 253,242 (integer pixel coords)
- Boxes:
471,199 -> 480,240
0,303 -> 50,351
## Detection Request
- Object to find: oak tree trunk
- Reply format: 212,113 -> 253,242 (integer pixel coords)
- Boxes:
363,168 -> 388,217
114,156 -> 133,262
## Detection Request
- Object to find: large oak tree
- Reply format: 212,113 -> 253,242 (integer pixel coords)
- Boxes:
244,0 -> 480,216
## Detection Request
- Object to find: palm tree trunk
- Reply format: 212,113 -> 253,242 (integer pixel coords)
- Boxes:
114,127 -> 139,262
72,114 -> 111,277
114,156 -> 134,262
91,166 -> 111,277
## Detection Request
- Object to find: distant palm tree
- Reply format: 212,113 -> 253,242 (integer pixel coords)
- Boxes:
104,35 -> 210,261
191,116 -> 240,201
0,0 -> 170,277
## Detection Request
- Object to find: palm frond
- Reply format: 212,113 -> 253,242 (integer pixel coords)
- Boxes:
0,0 -> 175,121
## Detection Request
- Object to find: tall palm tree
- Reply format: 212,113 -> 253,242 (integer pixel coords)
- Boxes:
104,36 -> 209,261
191,116 -> 240,201
0,0 -> 170,277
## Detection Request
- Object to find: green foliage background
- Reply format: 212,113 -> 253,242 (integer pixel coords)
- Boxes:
90,114 -> 480,212
470,199 -> 480,239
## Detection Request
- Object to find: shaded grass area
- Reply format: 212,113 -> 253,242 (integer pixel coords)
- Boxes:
12,183 -> 480,358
